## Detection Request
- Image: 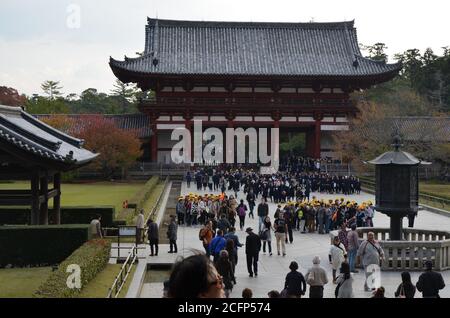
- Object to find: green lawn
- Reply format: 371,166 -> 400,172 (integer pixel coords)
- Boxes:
0,181 -> 144,212
78,264 -> 136,298
0,267 -> 53,297
420,181 -> 450,200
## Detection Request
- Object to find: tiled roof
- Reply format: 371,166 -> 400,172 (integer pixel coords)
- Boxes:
392,117 -> 450,142
0,105 -> 98,167
36,114 -> 152,139
110,18 -> 401,78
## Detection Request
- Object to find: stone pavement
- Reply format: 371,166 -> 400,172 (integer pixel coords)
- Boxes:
138,181 -> 450,298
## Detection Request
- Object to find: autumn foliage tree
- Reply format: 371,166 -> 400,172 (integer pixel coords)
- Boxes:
76,116 -> 142,178
43,115 -> 142,178
0,86 -> 26,106
332,100 -> 449,174
41,115 -> 75,133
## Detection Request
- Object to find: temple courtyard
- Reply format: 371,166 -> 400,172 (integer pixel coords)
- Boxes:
137,181 -> 450,298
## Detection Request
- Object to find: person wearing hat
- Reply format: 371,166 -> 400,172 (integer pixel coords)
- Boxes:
245,227 -> 261,277
416,260 -> 445,298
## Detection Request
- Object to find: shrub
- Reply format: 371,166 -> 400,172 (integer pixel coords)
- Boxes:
0,225 -> 91,267
128,176 -> 159,211
117,176 -> 159,223
34,239 -> 111,298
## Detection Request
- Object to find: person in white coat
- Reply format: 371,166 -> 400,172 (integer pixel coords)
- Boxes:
329,236 -> 347,283
136,209 -> 145,244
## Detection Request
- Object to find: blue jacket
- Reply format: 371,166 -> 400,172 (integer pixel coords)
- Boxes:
209,236 -> 226,256
224,232 -> 243,251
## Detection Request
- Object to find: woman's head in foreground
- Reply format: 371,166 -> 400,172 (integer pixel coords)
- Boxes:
168,253 -> 225,298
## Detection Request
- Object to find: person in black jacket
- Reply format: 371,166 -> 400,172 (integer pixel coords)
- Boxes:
245,227 -> 261,277
394,272 -> 416,298
215,250 -> 234,298
284,261 -> 306,298
257,198 -> 269,232
416,261 -> 445,298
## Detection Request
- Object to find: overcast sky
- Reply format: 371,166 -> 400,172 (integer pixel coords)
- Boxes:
0,0 -> 449,96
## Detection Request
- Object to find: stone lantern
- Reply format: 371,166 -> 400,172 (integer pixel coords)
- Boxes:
368,135 -> 429,240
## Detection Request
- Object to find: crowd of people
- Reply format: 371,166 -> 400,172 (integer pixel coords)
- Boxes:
165,253 -> 446,298
176,192 -> 376,237
139,158 -> 445,299
186,163 -> 362,201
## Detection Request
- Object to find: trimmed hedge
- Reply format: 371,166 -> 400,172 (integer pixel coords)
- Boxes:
0,206 -> 115,227
0,225 -> 91,267
34,239 -> 111,298
117,176 -> 159,223
128,176 -> 159,211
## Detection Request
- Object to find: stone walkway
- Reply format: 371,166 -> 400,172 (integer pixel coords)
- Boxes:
139,181 -> 450,298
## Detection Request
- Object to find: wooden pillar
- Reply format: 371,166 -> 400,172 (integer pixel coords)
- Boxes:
39,174 -> 49,225
226,119 -> 234,163
185,119 -> 192,164
314,119 -> 321,159
54,172 -> 61,225
31,172 -> 40,225
150,123 -> 158,162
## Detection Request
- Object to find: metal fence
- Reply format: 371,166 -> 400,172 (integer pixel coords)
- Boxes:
106,245 -> 138,298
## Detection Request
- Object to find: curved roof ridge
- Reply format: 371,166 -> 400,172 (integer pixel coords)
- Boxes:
146,17 -> 355,29
354,54 -> 402,71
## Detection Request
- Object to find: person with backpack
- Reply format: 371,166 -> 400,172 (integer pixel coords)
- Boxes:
274,212 -> 287,256
329,236 -> 347,283
199,221 -> 214,256
209,229 -> 227,263
335,262 -> 354,298
237,200 -> 248,231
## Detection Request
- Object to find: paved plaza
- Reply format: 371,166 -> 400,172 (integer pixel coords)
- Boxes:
138,181 -> 450,298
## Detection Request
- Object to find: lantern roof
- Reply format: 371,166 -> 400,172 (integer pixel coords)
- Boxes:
368,135 -> 431,166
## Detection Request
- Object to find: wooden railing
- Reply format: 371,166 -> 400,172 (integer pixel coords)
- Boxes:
106,245 -> 138,298
356,228 -> 450,271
